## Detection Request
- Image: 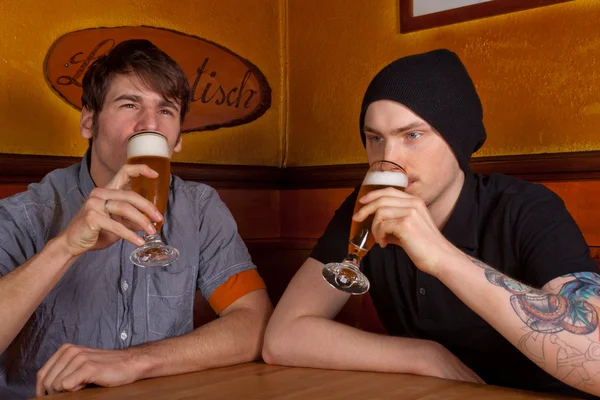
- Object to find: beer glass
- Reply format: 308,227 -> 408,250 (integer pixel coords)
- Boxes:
322,160 -> 407,294
127,131 -> 179,267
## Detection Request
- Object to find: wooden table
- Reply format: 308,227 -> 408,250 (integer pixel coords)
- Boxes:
44,362 -> 574,399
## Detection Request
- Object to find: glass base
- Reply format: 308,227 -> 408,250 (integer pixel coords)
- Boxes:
130,241 -> 179,268
322,261 -> 370,295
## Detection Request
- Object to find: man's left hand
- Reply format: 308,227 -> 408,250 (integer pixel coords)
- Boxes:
36,343 -> 144,396
353,187 -> 460,277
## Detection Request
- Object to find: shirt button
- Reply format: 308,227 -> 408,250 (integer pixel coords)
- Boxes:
120,331 -> 128,341
419,287 -> 427,296
122,280 -> 129,291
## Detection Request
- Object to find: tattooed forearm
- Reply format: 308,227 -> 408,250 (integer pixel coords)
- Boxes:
468,257 -> 600,391
519,332 -> 600,386
468,257 -> 598,335
470,257 -> 535,291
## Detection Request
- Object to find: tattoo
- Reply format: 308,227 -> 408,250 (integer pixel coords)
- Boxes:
469,257 -> 600,389
559,272 -> 600,301
518,332 -> 600,385
469,257 -> 598,335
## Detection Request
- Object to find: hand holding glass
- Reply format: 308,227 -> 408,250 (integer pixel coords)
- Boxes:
127,131 -> 179,267
322,160 -> 408,294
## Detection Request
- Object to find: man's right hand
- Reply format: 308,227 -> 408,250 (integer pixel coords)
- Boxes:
417,341 -> 485,384
57,164 -> 163,257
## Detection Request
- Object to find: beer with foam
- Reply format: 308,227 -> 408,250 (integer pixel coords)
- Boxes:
127,131 -> 171,232
348,170 -> 408,258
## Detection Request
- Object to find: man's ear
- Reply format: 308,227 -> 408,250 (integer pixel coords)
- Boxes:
80,107 -> 94,139
174,133 -> 182,153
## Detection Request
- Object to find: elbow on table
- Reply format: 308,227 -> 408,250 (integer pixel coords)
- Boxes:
261,321 -> 293,366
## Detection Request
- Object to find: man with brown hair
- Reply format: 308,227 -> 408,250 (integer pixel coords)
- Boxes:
0,39 -> 271,399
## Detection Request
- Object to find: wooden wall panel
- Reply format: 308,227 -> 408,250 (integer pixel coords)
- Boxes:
280,188 -> 353,238
217,189 -> 281,240
541,180 -> 600,247
0,185 -> 27,199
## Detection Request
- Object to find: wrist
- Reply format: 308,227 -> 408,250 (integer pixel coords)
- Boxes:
411,340 -> 441,376
125,346 -> 158,381
432,241 -> 469,280
45,235 -> 80,267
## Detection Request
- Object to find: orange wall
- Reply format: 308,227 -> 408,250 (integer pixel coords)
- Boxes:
3,1 -> 600,168
0,0 -> 284,166
285,0 -> 600,166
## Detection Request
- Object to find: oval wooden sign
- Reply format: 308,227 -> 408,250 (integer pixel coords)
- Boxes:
45,26 -> 272,132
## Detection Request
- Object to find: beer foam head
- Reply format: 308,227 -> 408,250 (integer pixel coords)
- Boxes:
127,131 -> 170,158
363,170 -> 408,188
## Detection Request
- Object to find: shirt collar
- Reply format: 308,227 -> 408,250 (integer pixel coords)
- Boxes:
78,149 -> 96,198
440,172 -> 479,252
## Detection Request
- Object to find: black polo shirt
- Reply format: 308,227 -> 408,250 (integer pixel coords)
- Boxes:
311,172 -> 599,399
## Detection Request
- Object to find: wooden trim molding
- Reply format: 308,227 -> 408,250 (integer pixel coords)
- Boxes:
399,0 -> 572,33
282,163 -> 366,189
171,163 -> 281,189
470,152 -> 600,182
283,151 -> 600,189
0,154 -> 80,185
2,150 -> 600,189
0,153 -> 282,189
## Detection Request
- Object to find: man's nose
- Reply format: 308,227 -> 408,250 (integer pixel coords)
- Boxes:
134,109 -> 158,132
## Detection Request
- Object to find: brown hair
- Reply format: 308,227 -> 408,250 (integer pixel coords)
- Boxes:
81,39 -> 191,137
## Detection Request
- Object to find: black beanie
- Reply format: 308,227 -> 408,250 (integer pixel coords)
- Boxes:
359,49 -> 486,173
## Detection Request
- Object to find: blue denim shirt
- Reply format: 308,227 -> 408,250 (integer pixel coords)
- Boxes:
0,152 -> 256,398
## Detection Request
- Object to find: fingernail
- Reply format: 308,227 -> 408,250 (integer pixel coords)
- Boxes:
150,169 -> 159,176
137,237 -> 146,246
155,211 -> 163,220
148,223 -> 156,234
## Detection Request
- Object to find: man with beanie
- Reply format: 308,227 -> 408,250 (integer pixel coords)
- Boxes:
263,49 -> 600,399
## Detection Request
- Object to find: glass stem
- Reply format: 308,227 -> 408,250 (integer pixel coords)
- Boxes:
342,253 -> 362,270
144,234 -> 161,244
